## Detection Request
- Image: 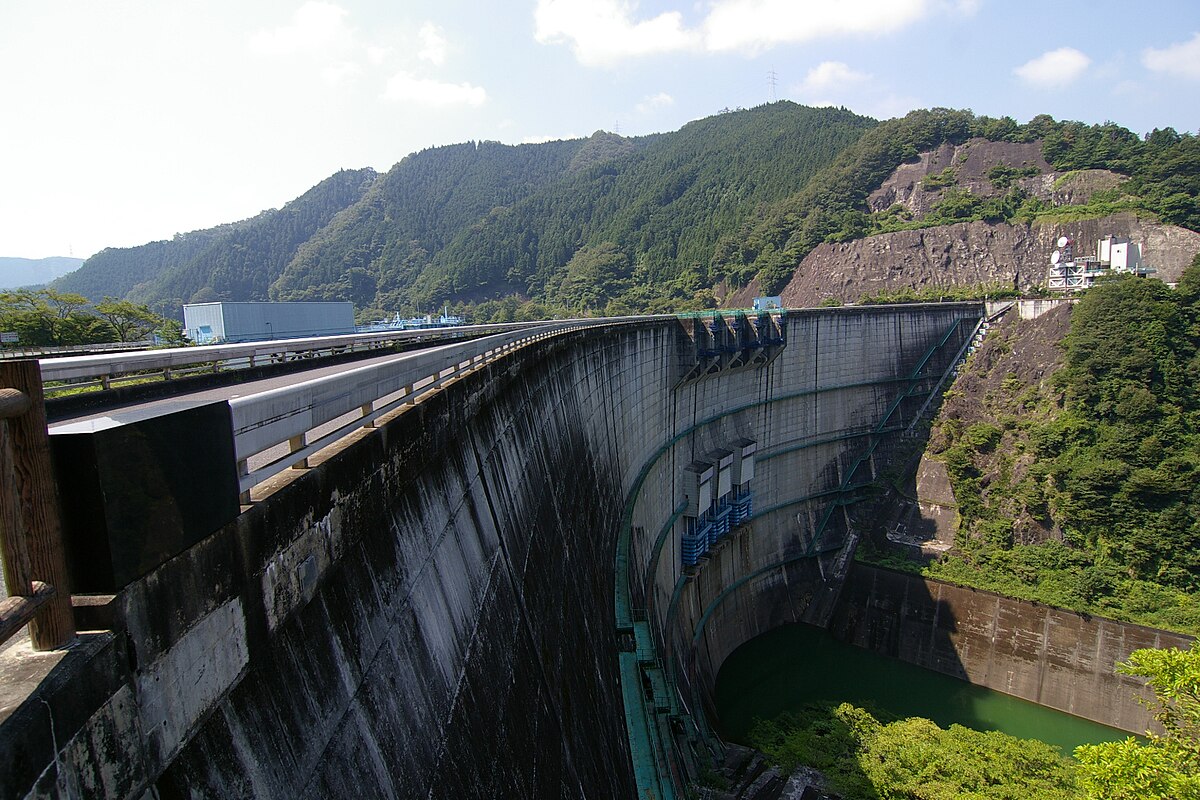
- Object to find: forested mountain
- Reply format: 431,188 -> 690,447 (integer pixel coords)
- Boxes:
713,109 -> 1200,294
56,103 -> 1199,321
397,104 -> 874,314
59,103 -> 877,317
54,168 -> 377,316
271,137 -> 607,309
54,228 -> 232,307
0,256 -> 83,289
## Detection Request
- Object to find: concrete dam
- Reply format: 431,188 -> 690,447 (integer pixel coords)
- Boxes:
4,304 -> 1174,799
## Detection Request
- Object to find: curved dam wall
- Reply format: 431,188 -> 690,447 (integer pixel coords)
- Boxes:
3,306 -> 979,799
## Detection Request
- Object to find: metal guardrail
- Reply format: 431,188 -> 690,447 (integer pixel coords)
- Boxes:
36,314 -> 662,501
225,315 -> 661,497
36,321 -> 559,393
231,323 -> 556,494
2,340 -> 154,361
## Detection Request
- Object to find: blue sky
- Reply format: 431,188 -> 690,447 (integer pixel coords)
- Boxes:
2,0 -> 1198,261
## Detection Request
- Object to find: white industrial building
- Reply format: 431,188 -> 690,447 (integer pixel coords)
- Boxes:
183,301 -> 355,344
1046,234 -> 1156,292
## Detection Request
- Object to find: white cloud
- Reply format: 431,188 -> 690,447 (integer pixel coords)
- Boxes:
382,72 -> 486,107
702,0 -> 930,53
366,46 -> 391,66
1143,32 -> 1200,80
636,92 -> 674,113
418,23 -> 448,66
863,92 -> 921,120
249,2 -> 352,56
522,133 -> 581,143
533,0 -> 696,67
1013,47 -> 1091,89
534,0 -> 949,65
321,61 -> 362,86
798,61 -> 870,94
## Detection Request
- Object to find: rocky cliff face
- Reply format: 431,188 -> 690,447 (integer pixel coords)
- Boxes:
778,213 -> 1200,307
867,138 -> 1121,217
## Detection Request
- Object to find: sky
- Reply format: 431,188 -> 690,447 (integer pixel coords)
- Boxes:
2,0 -> 1199,261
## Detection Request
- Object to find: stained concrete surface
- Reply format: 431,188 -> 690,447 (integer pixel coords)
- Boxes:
1,307 -> 994,799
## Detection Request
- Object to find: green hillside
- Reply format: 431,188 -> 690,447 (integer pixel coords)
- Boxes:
400,103 -> 875,314
54,168 -> 377,316
717,110 -> 1200,294
54,104 -> 1199,321
270,137 -> 603,309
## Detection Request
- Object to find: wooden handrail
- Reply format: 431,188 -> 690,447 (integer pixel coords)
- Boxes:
0,361 -> 75,650
0,581 -> 55,644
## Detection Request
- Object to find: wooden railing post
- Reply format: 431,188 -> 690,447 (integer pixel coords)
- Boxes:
0,360 -> 75,649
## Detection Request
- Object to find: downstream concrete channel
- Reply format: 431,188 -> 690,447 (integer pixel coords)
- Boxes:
715,622 -> 1129,755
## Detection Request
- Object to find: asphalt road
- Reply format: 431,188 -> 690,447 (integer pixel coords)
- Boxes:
48,346 -> 439,429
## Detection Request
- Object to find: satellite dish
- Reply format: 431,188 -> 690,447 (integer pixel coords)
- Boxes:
1051,250 -> 1061,264
1057,236 -> 1069,248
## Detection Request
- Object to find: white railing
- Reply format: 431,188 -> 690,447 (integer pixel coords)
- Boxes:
228,315 -> 662,497
2,340 -> 153,361
37,321 -> 551,394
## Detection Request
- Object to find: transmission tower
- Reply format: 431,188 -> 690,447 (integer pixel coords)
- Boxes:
767,68 -> 778,102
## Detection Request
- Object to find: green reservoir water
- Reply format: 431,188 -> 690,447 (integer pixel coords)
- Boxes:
714,623 -> 1131,755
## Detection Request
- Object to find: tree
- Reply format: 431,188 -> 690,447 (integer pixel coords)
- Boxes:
94,298 -> 163,342
860,716 -> 1078,800
1075,642 -> 1200,799
0,290 -> 183,348
751,702 -> 1079,800
0,288 -> 101,346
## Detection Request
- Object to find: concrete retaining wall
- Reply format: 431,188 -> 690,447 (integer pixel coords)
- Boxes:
828,565 -> 1194,733
1,306 -> 980,799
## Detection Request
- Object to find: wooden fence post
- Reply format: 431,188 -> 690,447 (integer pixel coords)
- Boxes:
0,360 -> 75,649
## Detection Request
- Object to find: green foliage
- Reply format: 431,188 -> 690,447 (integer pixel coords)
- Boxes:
921,167 -> 959,191
1074,643 -> 1200,799
750,703 -> 1079,800
917,272 -> 1200,634
747,647 -> 1200,799
94,297 -> 166,342
862,718 -> 1078,799
987,164 -> 1041,189
857,283 -> 1020,305
0,289 -> 179,346
544,242 -> 632,312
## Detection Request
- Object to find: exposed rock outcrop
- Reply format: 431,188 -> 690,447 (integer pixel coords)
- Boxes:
779,213 -> 1200,307
867,138 -> 1121,217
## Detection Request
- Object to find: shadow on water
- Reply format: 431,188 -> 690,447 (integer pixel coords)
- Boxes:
713,617 -> 1130,757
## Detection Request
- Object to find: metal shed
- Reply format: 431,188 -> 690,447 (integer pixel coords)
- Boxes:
183,301 -> 355,344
